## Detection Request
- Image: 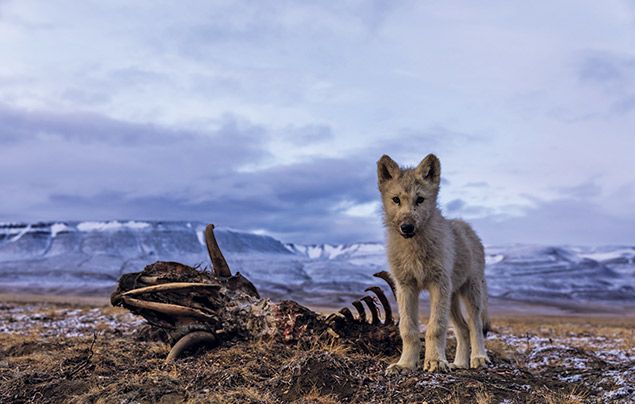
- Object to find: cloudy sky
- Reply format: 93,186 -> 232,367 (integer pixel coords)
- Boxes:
0,0 -> 634,245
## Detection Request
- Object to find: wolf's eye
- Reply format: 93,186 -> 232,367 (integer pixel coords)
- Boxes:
392,196 -> 400,205
416,196 -> 425,205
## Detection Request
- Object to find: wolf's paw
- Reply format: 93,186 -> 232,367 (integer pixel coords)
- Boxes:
385,362 -> 417,375
449,361 -> 469,370
470,355 -> 490,369
423,359 -> 450,373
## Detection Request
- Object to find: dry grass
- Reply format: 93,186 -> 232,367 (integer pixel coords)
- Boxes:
538,386 -> 590,404
1,303 -> 633,403
299,386 -> 340,404
475,388 -> 494,404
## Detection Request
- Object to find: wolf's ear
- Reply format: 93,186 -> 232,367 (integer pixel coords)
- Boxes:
377,155 -> 400,185
416,154 -> 441,186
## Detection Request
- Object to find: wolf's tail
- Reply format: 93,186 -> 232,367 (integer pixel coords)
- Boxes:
481,279 -> 491,337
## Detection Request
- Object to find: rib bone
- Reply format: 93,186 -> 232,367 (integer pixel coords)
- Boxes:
351,300 -> 366,323
373,271 -> 397,300
361,296 -> 380,325
365,286 -> 393,324
338,307 -> 354,322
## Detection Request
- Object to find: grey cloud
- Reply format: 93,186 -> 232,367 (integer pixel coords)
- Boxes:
0,104 -> 169,145
578,55 -> 626,84
472,197 -> 635,246
2,103 -> 633,245
283,124 -> 334,145
445,199 -> 465,212
464,181 -> 489,188
30,156 -> 382,244
443,200 -> 493,219
2,2 -> 634,247
612,94 -> 635,114
557,181 -> 602,199
360,125 -> 481,170
0,105 -> 272,222
0,104 -> 268,165
168,0 -> 399,49
61,88 -> 112,106
60,193 -> 382,245
108,67 -> 166,86
0,105 -> 382,243
470,180 -> 635,245
577,53 -> 635,115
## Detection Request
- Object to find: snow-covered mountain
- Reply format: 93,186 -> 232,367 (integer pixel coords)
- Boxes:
1,221 -> 633,308
0,221 -> 296,296
286,242 -> 384,260
288,240 -> 635,304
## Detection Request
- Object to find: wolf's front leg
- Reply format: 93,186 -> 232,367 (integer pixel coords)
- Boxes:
424,281 -> 451,372
386,282 -> 420,374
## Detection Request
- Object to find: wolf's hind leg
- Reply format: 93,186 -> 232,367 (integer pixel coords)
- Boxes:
461,281 -> 489,368
449,292 -> 470,369
386,282 -> 421,374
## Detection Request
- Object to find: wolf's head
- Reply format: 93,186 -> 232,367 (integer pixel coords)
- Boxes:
377,154 -> 441,239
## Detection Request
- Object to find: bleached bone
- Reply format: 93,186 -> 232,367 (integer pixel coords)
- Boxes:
121,296 -> 215,321
165,331 -> 217,364
122,282 -> 220,296
205,224 -> 232,277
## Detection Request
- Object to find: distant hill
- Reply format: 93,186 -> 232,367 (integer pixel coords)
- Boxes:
1,221 -> 633,308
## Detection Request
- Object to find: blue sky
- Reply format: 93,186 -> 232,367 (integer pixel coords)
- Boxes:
0,0 -> 634,245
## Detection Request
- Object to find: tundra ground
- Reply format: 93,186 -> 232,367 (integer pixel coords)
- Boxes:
0,302 -> 633,403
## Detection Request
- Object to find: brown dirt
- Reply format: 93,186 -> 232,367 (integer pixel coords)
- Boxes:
0,303 -> 633,403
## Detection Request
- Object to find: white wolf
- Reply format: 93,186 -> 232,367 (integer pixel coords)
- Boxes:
377,154 -> 490,373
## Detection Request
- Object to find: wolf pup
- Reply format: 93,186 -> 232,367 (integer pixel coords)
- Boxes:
377,154 -> 489,373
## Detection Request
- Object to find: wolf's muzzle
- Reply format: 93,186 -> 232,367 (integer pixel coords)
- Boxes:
399,223 -> 415,238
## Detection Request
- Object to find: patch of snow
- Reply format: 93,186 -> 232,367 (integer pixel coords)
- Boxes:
306,246 -> 323,259
352,243 -> 384,254
565,356 -> 590,370
50,223 -> 70,237
559,374 -> 583,382
485,254 -> 504,265
597,349 -> 633,364
0,225 -> 27,236
124,221 -> 151,230
601,369 -> 635,401
77,221 -> 151,232
196,229 -> 205,246
9,225 -> 30,241
0,304 -> 145,338
323,244 -> 346,259
580,248 -> 635,262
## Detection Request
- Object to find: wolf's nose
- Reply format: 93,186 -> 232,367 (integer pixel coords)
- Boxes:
400,223 -> 415,234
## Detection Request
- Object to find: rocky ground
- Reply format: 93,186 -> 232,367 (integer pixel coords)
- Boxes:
0,302 -> 633,403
